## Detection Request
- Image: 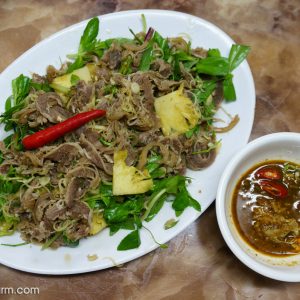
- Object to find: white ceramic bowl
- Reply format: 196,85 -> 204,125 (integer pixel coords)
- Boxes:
216,132 -> 300,282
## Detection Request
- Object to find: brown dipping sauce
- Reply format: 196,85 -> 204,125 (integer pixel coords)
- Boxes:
232,160 -> 300,256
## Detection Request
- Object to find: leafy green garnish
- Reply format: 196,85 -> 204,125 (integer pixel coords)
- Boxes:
172,184 -> 201,217
85,182 -> 113,209
129,28 -> 143,45
228,44 -> 251,72
196,57 -> 229,76
1,74 -> 31,132
99,137 -> 113,147
164,219 -> 178,230
70,74 -> 80,86
63,235 -> 79,248
104,197 -> 144,225
67,17 -> 100,73
119,55 -> 133,75
1,242 -> 29,247
117,229 -> 141,251
223,74 -> 236,102
42,232 -> 62,250
12,74 -> 31,105
141,14 -> 147,33
153,31 -> 170,60
30,81 -> 52,92
143,175 -> 200,222
195,44 -> 250,101
185,125 -> 200,138
139,43 -> 153,71
207,48 -> 221,57
103,84 -> 118,96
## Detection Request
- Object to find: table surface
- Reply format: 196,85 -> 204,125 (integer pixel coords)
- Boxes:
0,0 -> 300,299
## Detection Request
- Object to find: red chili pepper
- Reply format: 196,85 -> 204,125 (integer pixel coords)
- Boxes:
259,179 -> 288,198
22,109 -> 106,150
254,165 -> 282,180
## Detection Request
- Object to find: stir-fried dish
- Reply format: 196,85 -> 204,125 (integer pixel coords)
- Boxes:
233,161 -> 300,256
0,16 -> 250,250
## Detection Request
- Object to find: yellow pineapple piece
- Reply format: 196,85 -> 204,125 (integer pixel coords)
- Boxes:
113,150 -> 153,195
50,65 -> 92,94
154,84 -> 200,136
89,212 -> 107,235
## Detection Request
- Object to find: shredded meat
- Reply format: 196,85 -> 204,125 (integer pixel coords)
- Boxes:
35,92 -> 71,123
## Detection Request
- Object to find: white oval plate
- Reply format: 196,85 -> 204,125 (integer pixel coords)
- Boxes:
0,10 -> 255,274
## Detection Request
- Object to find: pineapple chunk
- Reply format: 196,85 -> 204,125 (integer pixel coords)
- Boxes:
89,212 -> 107,235
154,84 -> 200,136
50,65 -> 92,94
113,150 -> 153,195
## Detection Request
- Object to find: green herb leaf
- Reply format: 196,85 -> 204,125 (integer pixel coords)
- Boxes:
109,219 -> 135,236
139,44 -> 153,71
30,82 -> 53,92
5,96 -> 12,111
70,74 -> 80,86
223,74 -> 236,102
119,55 -> 133,75
42,232 -> 62,250
117,229 -> 141,251
79,17 -> 99,53
63,235 -> 79,248
153,31 -> 170,60
164,219 -> 178,230
196,57 -> 229,76
67,17 -> 99,73
172,185 -> 201,217
129,28 -> 143,45
207,48 -> 221,57
141,14 -> 147,33
99,137 -> 113,147
12,74 -> 31,105
172,53 -> 181,80
185,125 -> 200,138
67,56 -> 85,73
228,44 -> 250,72
104,197 -> 144,224
103,84 -> 118,96
1,242 -> 29,247
145,193 -> 167,222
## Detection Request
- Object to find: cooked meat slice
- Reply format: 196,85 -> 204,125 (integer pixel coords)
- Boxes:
186,148 -> 216,170
65,177 -> 91,207
33,193 -> 51,222
69,81 -> 94,112
213,81 -> 224,108
19,220 -> 52,243
44,143 -> 83,164
132,73 -> 154,101
64,166 -> 100,207
67,201 -> 90,220
102,43 -> 122,69
186,134 -> 217,170
80,134 -> 113,175
44,199 -> 66,221
35,92 -> 71,123
21,187 -> 38,211
151,59 -> 172,78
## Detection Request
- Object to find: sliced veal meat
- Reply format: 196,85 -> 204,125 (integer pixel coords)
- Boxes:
44,143 -> 83,164
35,92 -> 71,123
